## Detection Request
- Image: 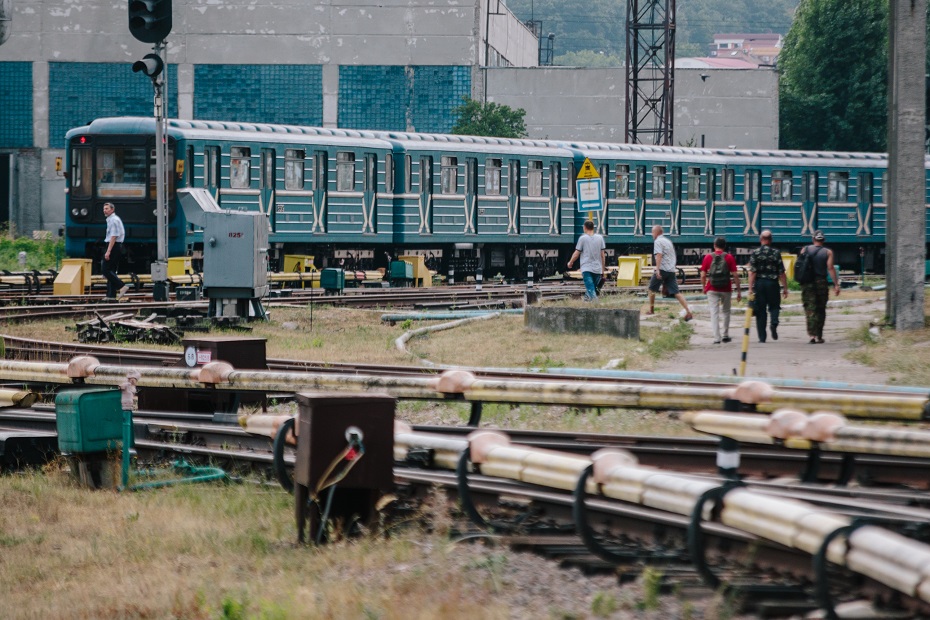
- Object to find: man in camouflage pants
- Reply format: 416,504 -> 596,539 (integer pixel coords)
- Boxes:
800,230 -> 841,344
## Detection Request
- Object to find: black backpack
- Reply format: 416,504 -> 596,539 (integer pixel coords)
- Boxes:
708,253 -> 731,287
794,246 -> 821,284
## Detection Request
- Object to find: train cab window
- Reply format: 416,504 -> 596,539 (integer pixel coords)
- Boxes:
205,146 -> 220,187
230,147 -> 251,189
336,151 -> 355,191
96,147 -> 147,198
484,159 -> 503,196
284,149 -> 305,190
859,173 -> 872,203
828,171 -> 849,202
687,167 -> 701,200
567,162 -> 575,198
616,165 -> 630,198
404,155 -> 413,193
635,166 -> 646,199
745,170 -> 761,201
441,156 -> 458,194
70,147 -> 92,199
771,170 -> 793,201
652,166 -> 666,199
261,149 -> 275,189
804,172 -> 818,202
384,154 -> 394,193
527,160 -> 543,197
722,169 -> 735,201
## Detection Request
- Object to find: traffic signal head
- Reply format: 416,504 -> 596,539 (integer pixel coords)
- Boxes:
128,0 -> 172,43
132,53 -> 164,79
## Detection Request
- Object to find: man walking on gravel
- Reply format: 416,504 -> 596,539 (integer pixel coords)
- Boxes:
800,230 -> 840,344
700,236 -> 740,344
102,202 -> 130,300
748,230 -> 788,343
646,225 -> 692,320
567,219 -> 605,301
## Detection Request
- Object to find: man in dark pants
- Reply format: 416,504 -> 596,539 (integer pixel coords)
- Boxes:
747,230 -> 788,343
101,202 -> 129,299
801,230 -> 840,343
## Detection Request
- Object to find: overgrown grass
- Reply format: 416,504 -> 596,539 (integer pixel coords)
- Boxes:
846,298 -> 930,386
0,235 -> 65,271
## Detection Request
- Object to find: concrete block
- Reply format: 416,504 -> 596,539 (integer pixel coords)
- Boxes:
525,307 -> 640,339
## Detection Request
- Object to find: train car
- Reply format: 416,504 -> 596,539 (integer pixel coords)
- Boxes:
64,117 -> 930,279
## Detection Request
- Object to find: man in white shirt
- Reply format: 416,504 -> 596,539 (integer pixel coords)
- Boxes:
102,202 -> 130,299
646,225 -> 693,320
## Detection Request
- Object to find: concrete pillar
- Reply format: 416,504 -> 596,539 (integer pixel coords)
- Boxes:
886,0 -> 927,330
322,64 -> 338,128
177,63 -> 194,120
32,61 -> 48,149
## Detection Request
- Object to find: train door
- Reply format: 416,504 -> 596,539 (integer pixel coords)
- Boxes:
204,146 -> 220,204
508,160 -> 520,234
0,154 -> 10,228
260,148 -> 276,230
670,167 -> 681,235
549,162 -> 560,235
465,157 -> 477,234
363,153 -> 377,233
802,171 -> 818,235
419,156 -> 432,234
704,169 -> 716,235
634,165 -> 646,235
743,169 -> 761,237
857,172 -> 873,235
312,150 -> 327,233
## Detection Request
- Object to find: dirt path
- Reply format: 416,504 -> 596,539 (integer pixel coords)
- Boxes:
647,297 -> 891,385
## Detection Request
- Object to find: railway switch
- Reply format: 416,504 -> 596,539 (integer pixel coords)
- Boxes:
293,393 -> 395,544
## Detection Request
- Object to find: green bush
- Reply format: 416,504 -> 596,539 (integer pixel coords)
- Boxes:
0,235 -> 65,271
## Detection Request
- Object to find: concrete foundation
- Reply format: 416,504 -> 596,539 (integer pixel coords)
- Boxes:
525,307 -> 640,339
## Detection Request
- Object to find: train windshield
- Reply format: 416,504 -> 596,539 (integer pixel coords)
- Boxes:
96,147 -> 148,198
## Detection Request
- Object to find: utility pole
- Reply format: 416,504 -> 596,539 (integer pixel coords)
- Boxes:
886,0 -> 927,330
624,0 -> 676,145
129,0 -> 172,301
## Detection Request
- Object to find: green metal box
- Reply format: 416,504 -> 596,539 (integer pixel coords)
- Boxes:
55,388 -> 123,454
320,268 -> 345,292
390,260 -> 413,280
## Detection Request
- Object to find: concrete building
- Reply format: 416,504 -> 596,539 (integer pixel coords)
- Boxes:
0,1 -> 779,237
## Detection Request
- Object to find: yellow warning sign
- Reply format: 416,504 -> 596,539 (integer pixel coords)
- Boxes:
577,158 -> 600,179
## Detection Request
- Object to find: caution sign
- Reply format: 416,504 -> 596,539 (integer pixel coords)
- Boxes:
577,158 -> 600,180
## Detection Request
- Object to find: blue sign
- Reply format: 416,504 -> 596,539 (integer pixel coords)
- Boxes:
576,178 -> 603,212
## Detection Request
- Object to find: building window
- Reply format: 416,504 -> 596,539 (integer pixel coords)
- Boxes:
722,169 -> 735,201
771,170 -> 792,202
687,167 -> 701,200
616,165 -> 630,198
284,149 -> 305,190
336,151 -> 355,191
528,160 -> 543,197
441,156 -> 458,194
828,171 -> 849,202
652,166 -> 666,199
230,147 -> 251,189
484,159 -> 503,196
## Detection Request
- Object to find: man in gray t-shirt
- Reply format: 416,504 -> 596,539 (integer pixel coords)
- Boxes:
646,225 -> 692,320
567,220 -> 605,300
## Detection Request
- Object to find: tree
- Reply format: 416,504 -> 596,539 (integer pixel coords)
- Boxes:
451,98 -> 528,138
554,50 -> 624,68
778,0 -> 888,152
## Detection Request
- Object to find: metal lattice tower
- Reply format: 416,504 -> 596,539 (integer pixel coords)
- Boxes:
625,0 -> 676,145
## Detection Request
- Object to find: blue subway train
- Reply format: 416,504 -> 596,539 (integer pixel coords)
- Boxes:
64,117 -> 929,278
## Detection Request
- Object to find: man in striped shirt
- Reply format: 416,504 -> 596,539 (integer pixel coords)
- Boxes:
102,202 -> 130,299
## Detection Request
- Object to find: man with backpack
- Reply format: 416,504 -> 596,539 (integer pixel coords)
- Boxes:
748,230 -> 789,343
799,230 -> 840,344
699,237 -> 741,344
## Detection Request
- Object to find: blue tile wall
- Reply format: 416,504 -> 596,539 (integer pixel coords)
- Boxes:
194,65 -> 323,126
411,66 -> 471,133
49,62 -> 178,149
338,65 -> 471,132
338,66 -> 407,130
0,62 -> 33,148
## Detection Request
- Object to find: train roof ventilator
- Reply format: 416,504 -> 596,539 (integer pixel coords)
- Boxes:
179,188 -> 269,321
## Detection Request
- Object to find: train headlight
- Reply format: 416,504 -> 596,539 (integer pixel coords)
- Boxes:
71,208 -> 80,217
79,208 -> 88,217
